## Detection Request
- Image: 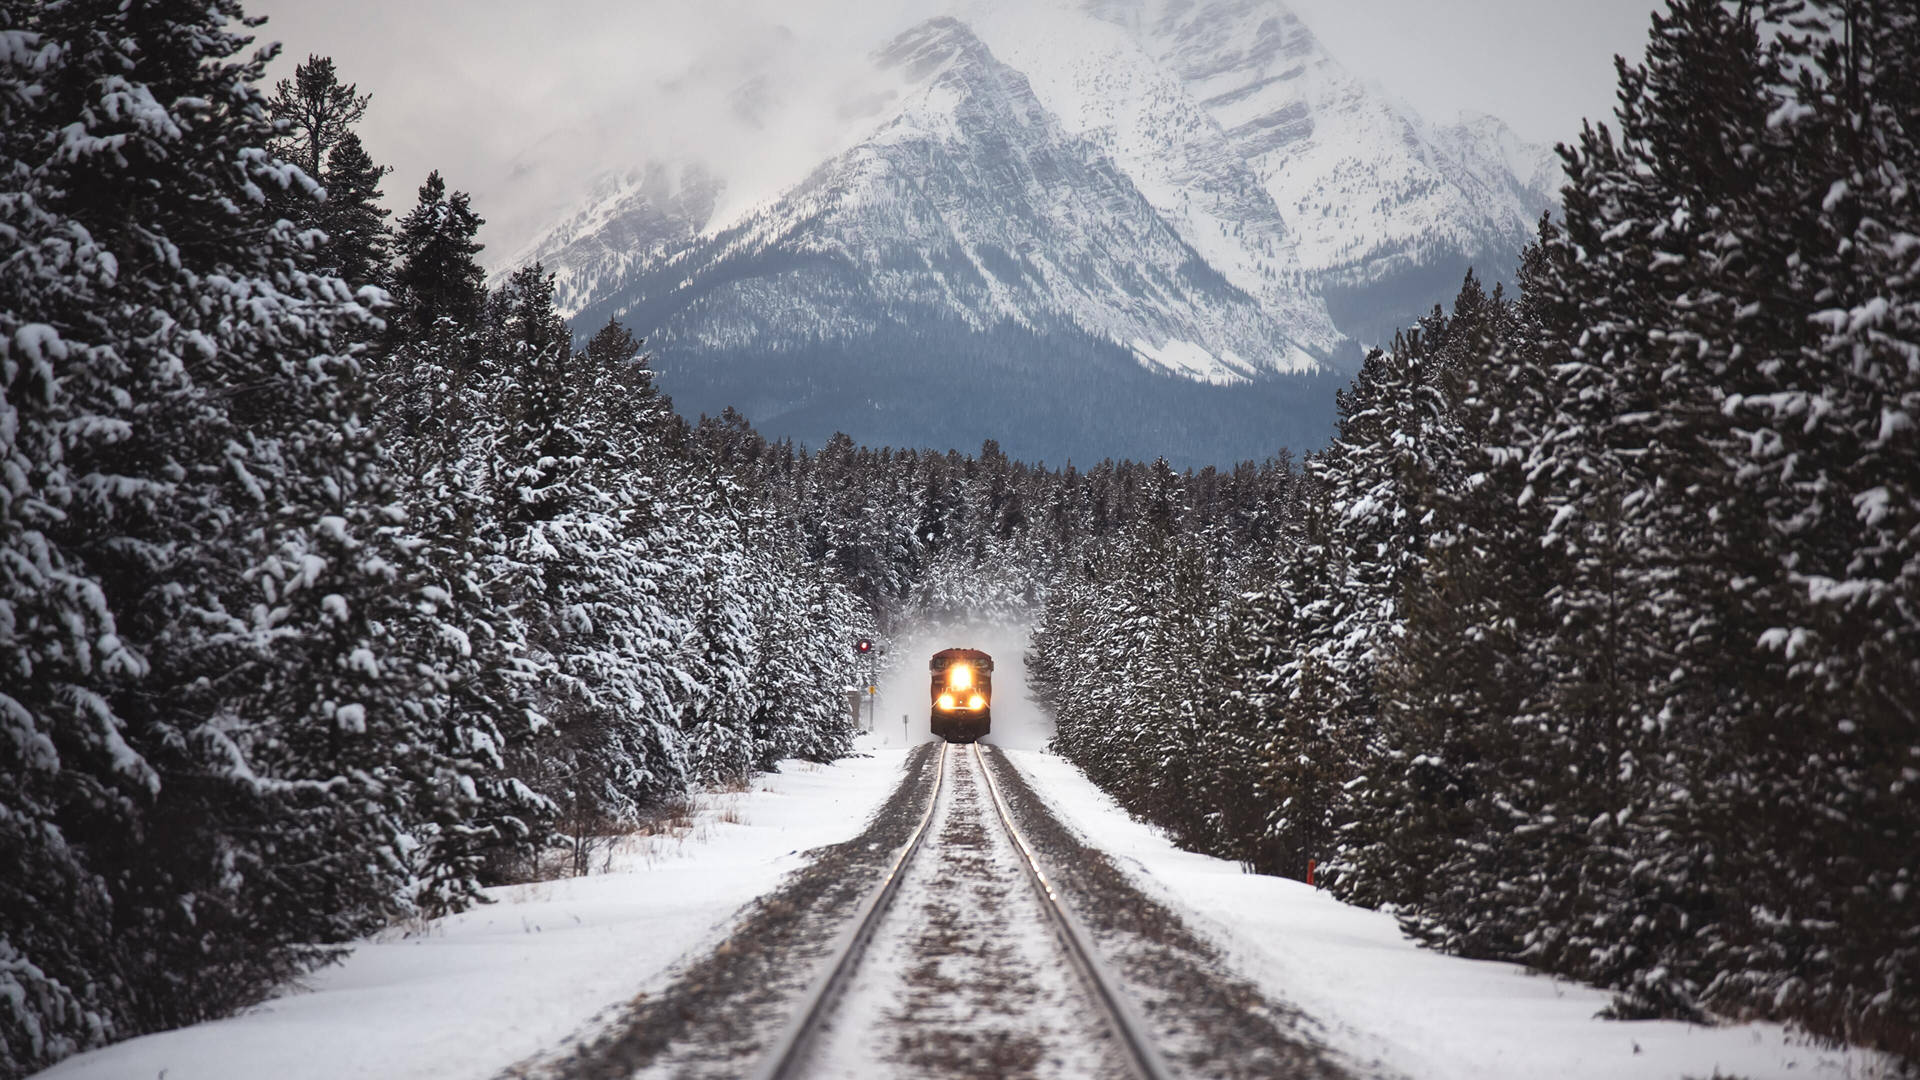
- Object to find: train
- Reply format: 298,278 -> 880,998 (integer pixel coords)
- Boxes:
929,648 -> 993,743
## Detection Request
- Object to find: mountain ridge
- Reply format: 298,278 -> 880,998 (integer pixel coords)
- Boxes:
507,0 -> 1561,464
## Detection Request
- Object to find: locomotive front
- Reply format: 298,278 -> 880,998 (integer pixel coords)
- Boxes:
929,648 -> 993,743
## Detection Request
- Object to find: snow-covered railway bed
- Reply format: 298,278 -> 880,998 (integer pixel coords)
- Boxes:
498,743 -> 949,1080
779,741 -> 1145,1080
501,737 -> 1353,1080
975,745 -> 1358,1080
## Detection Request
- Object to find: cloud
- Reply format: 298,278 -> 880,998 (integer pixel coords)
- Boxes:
246,0 -> 1654,268
249,0 -> 945,263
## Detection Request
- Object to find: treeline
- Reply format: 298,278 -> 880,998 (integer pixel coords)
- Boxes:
0,5 -> 866,1076
630,316 -> 1347,469
1029,0 -> 1917,1060
688,417 -> 1307,629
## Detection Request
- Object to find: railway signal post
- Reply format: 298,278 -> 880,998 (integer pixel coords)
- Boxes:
855,638 -> 880,734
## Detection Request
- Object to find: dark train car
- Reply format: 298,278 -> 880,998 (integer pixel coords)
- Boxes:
930,648 -> 994,743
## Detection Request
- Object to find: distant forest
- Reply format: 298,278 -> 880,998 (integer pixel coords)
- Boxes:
3,0 -> 1915,1077
650,319 -> 1349,470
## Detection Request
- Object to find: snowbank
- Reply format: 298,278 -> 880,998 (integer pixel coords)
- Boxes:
1005,747 -> 1895,1080
36,743 -> 909,1080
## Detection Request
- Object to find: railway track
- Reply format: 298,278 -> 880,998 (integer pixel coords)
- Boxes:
752,741 -> 1176,1080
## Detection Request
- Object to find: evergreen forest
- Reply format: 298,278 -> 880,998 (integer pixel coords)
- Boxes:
2,0 -> 1915,1075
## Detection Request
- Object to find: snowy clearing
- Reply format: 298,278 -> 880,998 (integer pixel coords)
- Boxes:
35,746 -> 908,1080
1005,747 -> 1897,1080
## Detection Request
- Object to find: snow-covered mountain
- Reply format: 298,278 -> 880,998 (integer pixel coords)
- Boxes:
509,0 -> 1561,463
571,17 -> 1332,384
1053,0 -> 1560,341
520,162 -> 722,321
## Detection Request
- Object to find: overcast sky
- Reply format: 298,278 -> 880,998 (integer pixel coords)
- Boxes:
245,0 -> 1662,264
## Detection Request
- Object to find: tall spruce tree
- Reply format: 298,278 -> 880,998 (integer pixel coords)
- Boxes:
0,0 -> 476,1069
373,174 -> 552,909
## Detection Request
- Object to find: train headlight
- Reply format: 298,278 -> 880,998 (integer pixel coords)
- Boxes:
967,694 -> 985,710
937,693 -> 955,709
949,664 -> 972,691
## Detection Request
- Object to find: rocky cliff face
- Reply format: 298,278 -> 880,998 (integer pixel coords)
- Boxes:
508,0 -> 1560,463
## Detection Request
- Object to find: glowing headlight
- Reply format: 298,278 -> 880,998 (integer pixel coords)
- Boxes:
967,694 -> 985,710
937,693 -> 955,709
948,664 -> 972,691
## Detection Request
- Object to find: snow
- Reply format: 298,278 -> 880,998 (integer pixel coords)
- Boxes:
1002,747 -> 1895,1080
1131,336 -> 1253,383
35,745 -> 910,1080
12,323 -> 69,363
968,2 -> 1345,359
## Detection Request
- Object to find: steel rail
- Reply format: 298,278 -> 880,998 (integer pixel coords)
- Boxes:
750,741 -> 950,1080
971,741 -> 1179,1080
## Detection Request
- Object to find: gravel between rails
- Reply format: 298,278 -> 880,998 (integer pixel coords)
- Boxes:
976,745 -> 1360,1080
499,742 -> 943,1080
809,743 -> 1130,1079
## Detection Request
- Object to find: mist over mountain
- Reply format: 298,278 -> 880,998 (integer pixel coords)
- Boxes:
509,0 -> 1562,466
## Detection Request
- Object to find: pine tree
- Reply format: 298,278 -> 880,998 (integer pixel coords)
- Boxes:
266,56 -> 389,287
268,54 -> 371,184
374,178 -> 551,908
0,1 -> 468,1068
315,132 -> 392,287
1685,0 -> 1920,1048
388,172 -> 486,341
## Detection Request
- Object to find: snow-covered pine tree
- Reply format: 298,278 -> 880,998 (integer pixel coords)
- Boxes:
1252,325 -> 1458,890
374,175 -> 550,907
1340,243 -> 1567,932
1200,556 -> 1298,872
1119,462 -> 1222,844
1685,0 -> 1920,1050
741,508 -> 867,769
1256,471 -> 1363,883
504,305 -> 694,833
267,54 -> 368,187
1484,0 -> 1782,1019
385,171 -> 485,344
677,479 -> 763,786
312,132 -> 391,288
0,1 -> 492,1069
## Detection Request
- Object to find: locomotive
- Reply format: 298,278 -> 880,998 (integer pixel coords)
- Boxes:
929,648 -> 993,743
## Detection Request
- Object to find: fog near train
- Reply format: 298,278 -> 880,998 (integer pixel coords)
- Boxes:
870,620 -> 1052,751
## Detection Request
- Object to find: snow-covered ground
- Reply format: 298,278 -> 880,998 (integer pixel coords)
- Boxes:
1006,750 -> 1896,1080
35,617 -> 1895,1079
35,746 -> 909,1080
